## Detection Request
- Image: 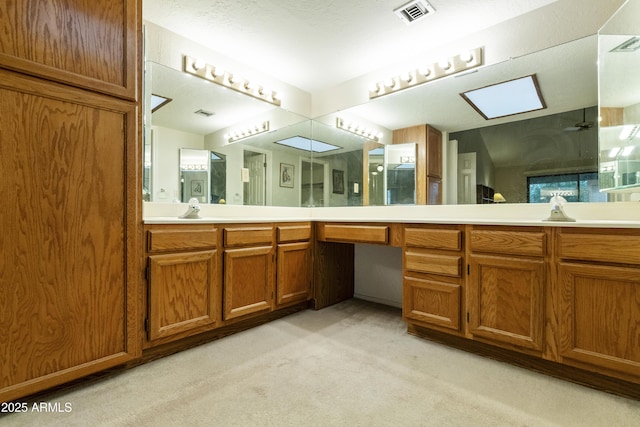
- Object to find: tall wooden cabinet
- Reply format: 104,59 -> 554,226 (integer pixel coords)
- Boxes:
392,124 -> 442,205
0,0 -> 141,402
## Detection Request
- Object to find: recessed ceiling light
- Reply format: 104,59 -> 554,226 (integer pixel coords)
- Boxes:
460,74 -> 546,120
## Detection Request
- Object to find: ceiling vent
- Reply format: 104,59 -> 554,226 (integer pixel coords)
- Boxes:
194,109 -> 214,117
394,0 -> 435,25
611,36 -> 640,53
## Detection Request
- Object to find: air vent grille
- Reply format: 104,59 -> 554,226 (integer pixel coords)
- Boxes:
611,36 -> 640,53
394,0 -> 435,24
194,109 -> 214,117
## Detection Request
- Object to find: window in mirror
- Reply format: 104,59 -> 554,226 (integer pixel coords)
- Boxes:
527,172 -> 605,203
461,74 -> 546,120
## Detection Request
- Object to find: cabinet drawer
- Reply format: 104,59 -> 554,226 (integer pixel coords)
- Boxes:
405,227 -> 461,250
319,224 -> 388,244
405,248 -> 462,277
470,230 -> 546,257
277,224 -> 311,243
558,232 -> 640,265
403,276 -> 461,331
147,228 -> 217,252
224,227 -> 273,247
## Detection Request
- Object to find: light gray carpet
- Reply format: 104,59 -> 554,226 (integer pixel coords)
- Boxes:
2,299 -> 640,426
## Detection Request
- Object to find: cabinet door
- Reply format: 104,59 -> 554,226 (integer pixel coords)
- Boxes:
404,276 -> 461,331
0,70 -> 139,402
0,0 -> 139,99
468,254 -> 545,351
148,250 -> 219,341
277,242 -> 312,307
224,246 -> 274,320
558,262 -> 640,377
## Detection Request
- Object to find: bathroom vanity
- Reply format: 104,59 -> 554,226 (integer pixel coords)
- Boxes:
134,202 -> 640,400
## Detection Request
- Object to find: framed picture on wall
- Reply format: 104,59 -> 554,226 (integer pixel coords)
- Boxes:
280,163 -> 294,188
332,169 -> 344,194
191,180 -> 204,196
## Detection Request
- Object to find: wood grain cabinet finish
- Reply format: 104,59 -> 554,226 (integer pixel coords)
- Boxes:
276,224 -> 313,307
277,242 -> 312,307
0,68 -> 140,401
317,223 -> 389,244
144,225 -> 220,345
403,225 -> 464,334
148,250 -> 219,341
224,246 -> 275,320
555,229 -> 640,379
0,0 -> 139,99
468,254 -> 545,352
467,228 -> 547,353
223,226 -> 275,321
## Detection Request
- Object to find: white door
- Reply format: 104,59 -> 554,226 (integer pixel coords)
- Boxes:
457,152 -> 476,204
244,151 -> 266,205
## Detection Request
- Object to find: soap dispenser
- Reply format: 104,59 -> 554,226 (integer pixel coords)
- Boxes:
543,194 -> 575,222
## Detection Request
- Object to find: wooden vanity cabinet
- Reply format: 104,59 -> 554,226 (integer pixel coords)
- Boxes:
276,224 -> 313,307
223,225 -> 275,321
145,225 -> 221,346
556,228 -> 640,381
467,227 -> 548,355
403,225 -> 465,334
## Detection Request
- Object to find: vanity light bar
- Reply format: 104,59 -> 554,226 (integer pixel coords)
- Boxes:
224,121 -> 270,143
183,55 -> 282,106
336,118 -> 383,142
369,47 -> 483,99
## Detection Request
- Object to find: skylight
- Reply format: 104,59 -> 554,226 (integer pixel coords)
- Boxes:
150,94 -> 172,112
460,74 -> 546,120
275,136 -> 341,153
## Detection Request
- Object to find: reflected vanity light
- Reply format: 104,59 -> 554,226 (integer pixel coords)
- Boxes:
619,124 -> 639,140
183,55 -> 281,106
224,121 -> 270,143
336,117 -> 383,142
369,47 -> 483,99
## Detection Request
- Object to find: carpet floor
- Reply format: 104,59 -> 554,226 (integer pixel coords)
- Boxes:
2,299 -> 639,426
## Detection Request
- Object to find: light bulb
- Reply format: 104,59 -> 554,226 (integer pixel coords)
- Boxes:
193,58 -> 205,71
460,50 -> 473,63
418,65 -> 431,77
438,59 -> 451,70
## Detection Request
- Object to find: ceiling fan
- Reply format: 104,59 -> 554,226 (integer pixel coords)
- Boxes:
563,108 -> 594,132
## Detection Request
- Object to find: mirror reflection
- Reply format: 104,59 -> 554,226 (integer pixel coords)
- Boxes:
341,35 -> 602,205
147,61 -> 312,206
598,0 -> 640,196
145,31 -> 638,206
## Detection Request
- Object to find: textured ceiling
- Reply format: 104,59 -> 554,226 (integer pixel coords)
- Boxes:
143,0 -> 559,93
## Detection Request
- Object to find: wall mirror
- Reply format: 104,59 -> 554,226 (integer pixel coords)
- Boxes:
336,34 -> 607,205
145,60 -> 314,206
598,0 -> 640,195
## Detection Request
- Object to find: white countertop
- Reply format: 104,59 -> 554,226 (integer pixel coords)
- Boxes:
144,202 -> 640,228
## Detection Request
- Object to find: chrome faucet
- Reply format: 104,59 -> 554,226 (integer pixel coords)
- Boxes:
179,197 -> 201,219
